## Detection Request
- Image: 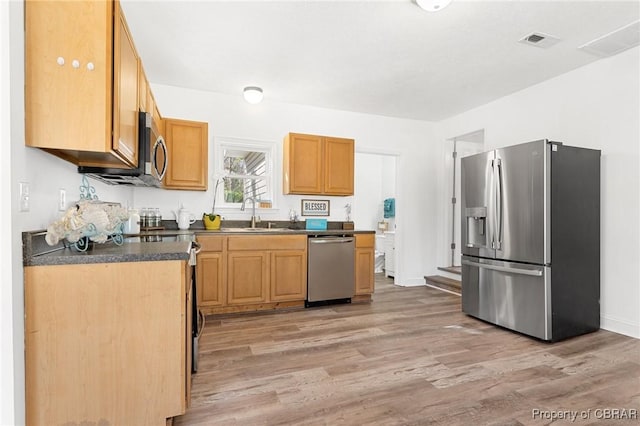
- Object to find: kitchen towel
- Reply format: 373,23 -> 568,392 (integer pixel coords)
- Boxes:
384,198 -> 395,218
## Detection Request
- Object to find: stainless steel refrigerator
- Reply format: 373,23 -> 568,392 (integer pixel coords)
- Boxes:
461,139 -> 600,341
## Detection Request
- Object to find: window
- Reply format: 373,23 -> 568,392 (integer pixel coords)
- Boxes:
216,138 -> 276,209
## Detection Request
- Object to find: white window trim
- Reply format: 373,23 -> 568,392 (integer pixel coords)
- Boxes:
214,136 -> 279,211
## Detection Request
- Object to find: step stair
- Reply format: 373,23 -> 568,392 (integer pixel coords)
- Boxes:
424,275 -> 461,295
437,266 -> 461,275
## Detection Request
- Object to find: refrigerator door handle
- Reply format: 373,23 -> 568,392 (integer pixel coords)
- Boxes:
462,259 -> 543,276
494,158 -> 503,250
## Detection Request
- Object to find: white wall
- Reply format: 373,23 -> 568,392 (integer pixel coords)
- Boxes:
435,46 -> 640,338
1,1 -> 15,423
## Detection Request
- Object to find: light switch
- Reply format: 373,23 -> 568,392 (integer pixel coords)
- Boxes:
59,188 -> 66,211
19,182 -> 30,212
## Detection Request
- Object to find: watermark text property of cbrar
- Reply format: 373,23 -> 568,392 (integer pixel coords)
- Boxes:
532,408 -> 638,422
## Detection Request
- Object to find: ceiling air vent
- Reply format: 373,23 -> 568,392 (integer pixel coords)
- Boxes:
519,32 -> 561,48
578,20 -> 640,57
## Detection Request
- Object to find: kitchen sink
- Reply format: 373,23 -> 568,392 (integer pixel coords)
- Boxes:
221,227 -> 294,232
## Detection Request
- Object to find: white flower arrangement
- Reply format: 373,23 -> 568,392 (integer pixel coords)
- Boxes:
45,200 -> 129,246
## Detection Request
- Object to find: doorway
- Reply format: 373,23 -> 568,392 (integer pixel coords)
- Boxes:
354,150 -> 398,284
445,130 -> 484,268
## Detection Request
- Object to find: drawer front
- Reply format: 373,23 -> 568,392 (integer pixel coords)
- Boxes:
355,233 -> 375,248
228,235 -> 307,251
196,235 -> 225,252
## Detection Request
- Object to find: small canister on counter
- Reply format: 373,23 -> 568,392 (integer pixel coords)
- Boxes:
123,208 -> 141,234
140,208 -> 148,229
153,208 -> 162,228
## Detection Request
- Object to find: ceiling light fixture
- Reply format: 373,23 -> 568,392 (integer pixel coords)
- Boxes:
414,0 -> 452,12
243,86 -> 263,104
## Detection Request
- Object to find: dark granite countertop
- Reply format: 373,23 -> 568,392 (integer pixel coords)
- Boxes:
23,231 -> 191,267
23,222 -> 375,267
194,228 -> 374,236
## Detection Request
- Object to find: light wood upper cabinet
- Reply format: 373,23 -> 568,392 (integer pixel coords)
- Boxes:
163,118 -> 208,190
151,94 -> 164,136
355,234 -> 375,295
112,3 -> 138,167
324,137 -> 355,195
283,133 -> 355,196
25,0 -> 139,168
284,133 -> 324,194
138,63 -> 149,112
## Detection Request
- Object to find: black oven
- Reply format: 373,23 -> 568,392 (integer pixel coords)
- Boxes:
190,240 -> 203,373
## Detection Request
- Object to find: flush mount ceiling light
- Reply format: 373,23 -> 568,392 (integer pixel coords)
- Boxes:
414,0 -> 452,12
243,86 -> 263,104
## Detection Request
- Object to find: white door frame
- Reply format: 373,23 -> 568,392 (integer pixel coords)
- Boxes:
355,147 -> 400,284
443,129 -> 485,267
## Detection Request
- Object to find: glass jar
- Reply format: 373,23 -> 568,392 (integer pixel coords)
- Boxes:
140,208 -> 148,229
154,208 -> 162,228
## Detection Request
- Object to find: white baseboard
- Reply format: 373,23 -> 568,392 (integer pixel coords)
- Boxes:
394,278 -> 428,287
600,314 -> 640,339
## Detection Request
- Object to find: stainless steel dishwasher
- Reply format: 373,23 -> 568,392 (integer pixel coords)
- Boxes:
306,235 -> 355,307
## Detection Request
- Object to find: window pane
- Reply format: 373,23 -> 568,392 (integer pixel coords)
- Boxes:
218,139 -> 274,208
224,177 -> 245,203
224,177 -> 271,204
223,149 -> 266,177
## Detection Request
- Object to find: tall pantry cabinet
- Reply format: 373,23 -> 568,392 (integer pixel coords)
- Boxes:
25,0 -> 139,168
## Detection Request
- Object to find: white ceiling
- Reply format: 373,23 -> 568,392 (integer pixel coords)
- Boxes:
121,0 -> 640,121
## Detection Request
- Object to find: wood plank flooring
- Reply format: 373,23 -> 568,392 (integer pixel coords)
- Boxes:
175,275 -> 640,425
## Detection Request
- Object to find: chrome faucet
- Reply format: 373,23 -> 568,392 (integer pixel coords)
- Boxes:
241,196 -> 258,228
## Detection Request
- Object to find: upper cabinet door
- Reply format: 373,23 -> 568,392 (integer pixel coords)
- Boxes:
284,133 -> 324,194
25,0 -> 112,153
25,0 -> 139,168
163,118 -> 208,191
283,133 -> 354,196
138,63 -> 148,112
324,137 -> 354,195
112,2 -> 139,167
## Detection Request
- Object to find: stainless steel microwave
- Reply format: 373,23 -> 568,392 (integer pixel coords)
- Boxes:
78,111 -> 168,187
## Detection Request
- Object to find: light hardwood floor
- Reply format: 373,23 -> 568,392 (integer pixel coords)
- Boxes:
176,275 -> 640,425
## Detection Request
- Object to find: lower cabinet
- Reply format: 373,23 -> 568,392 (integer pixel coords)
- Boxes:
355,234 -> 375,295
196,235 -> 226,312
24,260 -> 190,425
196,234 -> 307,313
227,251 -> 269,304
270,250 -> 307,301
227,235 -> 307,306
197,233 -> 374,312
